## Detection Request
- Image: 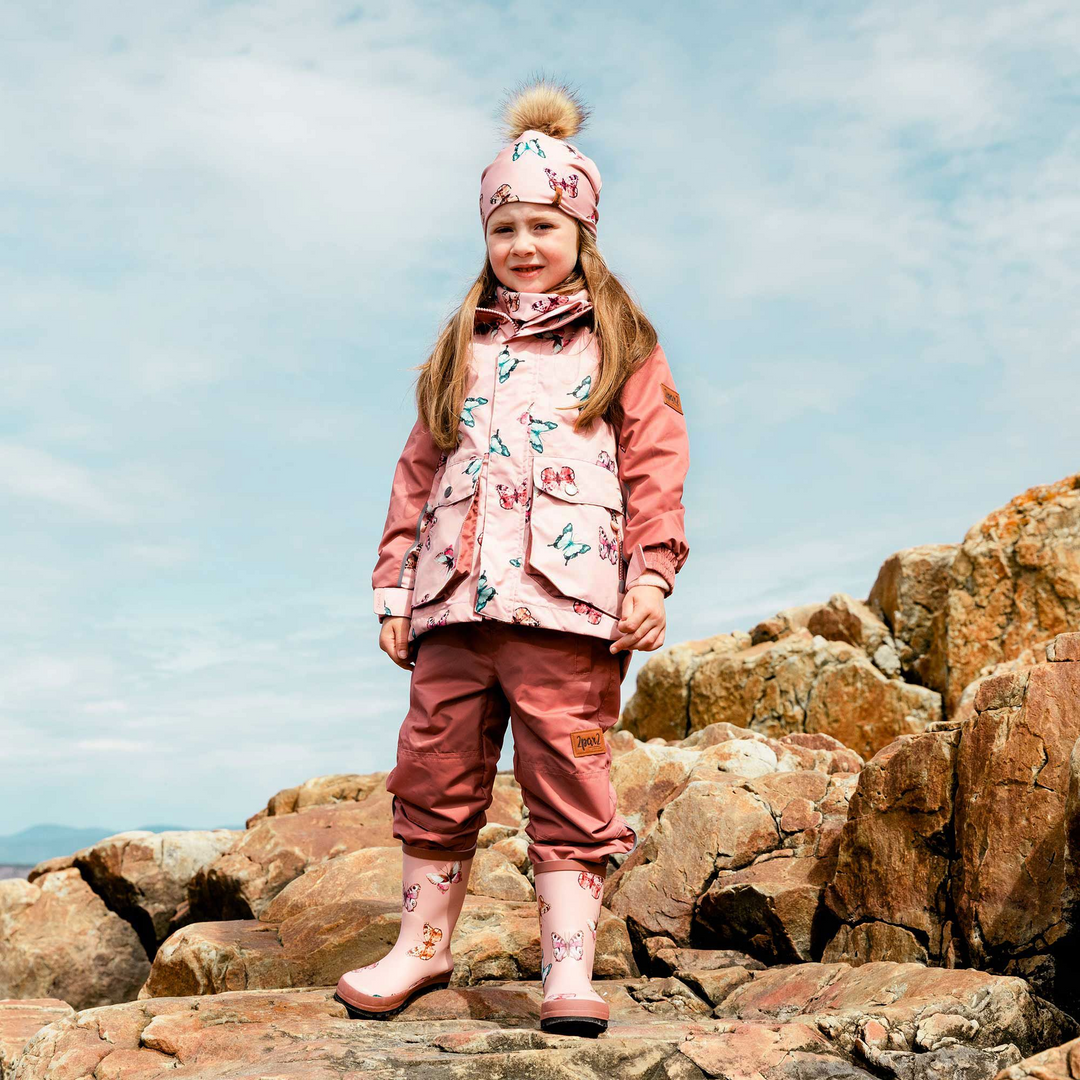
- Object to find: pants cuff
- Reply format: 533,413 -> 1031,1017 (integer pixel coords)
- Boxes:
402,842 -> 478,860
532,858 -> 608,877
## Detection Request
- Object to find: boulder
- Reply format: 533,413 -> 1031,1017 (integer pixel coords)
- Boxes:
688,629 -> 941,761
867,543 -> 957,692
29,829 -> 238,955
0,870 -> 149,1010
0,999 -> 74,1078
944,472 -> 1080,717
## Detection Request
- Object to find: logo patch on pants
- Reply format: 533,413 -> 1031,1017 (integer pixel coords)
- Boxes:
570,727 -> 606,757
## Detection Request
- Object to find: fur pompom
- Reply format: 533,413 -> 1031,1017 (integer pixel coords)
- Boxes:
498,76 -> 591,143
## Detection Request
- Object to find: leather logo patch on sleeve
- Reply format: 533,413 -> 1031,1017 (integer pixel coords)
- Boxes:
660,382 -> 683,414
570,727 -> 607,757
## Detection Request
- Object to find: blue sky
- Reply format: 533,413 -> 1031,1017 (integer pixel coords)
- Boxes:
3,1 -> 1078,835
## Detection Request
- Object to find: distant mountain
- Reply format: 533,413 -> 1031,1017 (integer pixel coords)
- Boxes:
0,823 -> 244,866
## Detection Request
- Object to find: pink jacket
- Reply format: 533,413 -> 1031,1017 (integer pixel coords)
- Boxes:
372,289 -> 690,647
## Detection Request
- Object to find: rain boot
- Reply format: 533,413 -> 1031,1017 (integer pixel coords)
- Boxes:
334,844 -> 474,1019
536,863 -> 609,1037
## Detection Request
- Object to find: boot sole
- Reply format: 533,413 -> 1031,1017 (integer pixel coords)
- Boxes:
540,1014 -> 608,1037
333,976 -> 451,1020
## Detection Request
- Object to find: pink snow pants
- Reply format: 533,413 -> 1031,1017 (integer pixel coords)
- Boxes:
385,621 -> 637,874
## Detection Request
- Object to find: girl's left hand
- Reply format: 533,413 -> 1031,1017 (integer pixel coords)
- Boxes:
609,584 -> 666,655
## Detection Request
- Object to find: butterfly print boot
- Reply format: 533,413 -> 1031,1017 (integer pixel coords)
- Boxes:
334,846 -> 473,1019
536,865 -> 609,1036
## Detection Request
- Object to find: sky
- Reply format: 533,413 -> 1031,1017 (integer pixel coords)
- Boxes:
2,1 -> 1078,835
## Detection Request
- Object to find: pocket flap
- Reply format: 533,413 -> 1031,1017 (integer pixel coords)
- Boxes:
532,456 -> 623,512
430,475 -> 478,509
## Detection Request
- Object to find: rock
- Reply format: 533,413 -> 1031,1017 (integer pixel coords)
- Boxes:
650,947 -> 766,976
688,629 -> 942,761
139,897 -> 636,997
28,829 -> 238,956
626,976 -> 713,1017
944,472 -> 1080,718
825,728 -> 962,963
952,657 -> 1080,983
996,1033 -> 1080,1079
867,543 -> 957,692
716,961 -> 1078,1059
606,778 -> 780,944
618,632 -> 752,742
695,847 -> 840,963
0,870 -> 150,1010
0,999 -> 74,1078
259,846 -> 534,919
822,921 -> 929,967
246,770 -> 523,832
188,796 -> 400,921
752,593 -> 903,678
5,983 -> 890,1080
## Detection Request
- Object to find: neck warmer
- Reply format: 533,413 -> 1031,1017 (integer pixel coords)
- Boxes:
480,284 -> 592,338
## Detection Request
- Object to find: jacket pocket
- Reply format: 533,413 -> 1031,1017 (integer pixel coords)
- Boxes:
412,475 -> 480,608
525,456 -> 625,617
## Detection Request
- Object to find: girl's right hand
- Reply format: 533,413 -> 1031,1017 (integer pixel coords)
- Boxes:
379,616 -> 415,670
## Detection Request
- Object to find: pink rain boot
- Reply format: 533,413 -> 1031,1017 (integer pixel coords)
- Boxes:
536,864 -> 609,1037
334,845 -> 474,1019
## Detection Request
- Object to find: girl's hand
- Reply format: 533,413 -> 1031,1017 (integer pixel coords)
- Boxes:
609,584 -> 666,655
379,616 -> 415,670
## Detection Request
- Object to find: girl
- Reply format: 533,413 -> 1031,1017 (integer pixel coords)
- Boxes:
334,79 -> 690,1038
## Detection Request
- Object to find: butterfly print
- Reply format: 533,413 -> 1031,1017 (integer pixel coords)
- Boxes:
460,396 -> 488,428
544,168 -> 579,200
512,138 -> 546,160
519,409 -> 558,453
608,509 -> 622,535
489,183 -> 519,207
497,286 -> 520,313
497,347 -> 524,383
595,450 -> 617,474
407,922 -> 444,960
546,993 -> 582,1001
426,861 -> 462,892
551,930 -> 584,962
425,611 -> 448,630
538,894 -> 551,916
434,546 -> 455,573
541,960 -> 552,988
403,883 -> 420,912
577,871 -> 603,899
537,330 -> 566,352
549,522 -> 590,564
497,479 -> 528,510
539,465 -> 578,497
597,527 -> 618,565
512,606 -> 540,626
475,571 -> 496,611
568,375 -> 590,403
490,429 -> 510,456
531,294 -> 570,316
573,600 -> 603,625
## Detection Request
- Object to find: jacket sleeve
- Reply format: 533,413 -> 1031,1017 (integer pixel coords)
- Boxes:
614,341 -> 690,595
372,414 -> 445,621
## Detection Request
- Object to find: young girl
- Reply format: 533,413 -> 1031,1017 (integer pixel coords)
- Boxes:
334,79 -> 689,1038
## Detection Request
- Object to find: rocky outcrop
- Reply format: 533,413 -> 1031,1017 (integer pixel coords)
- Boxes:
10,963 -> 1079,1080
0,999 -> 73,1079
27,829 -> 238,957
944,473 -> 1080,717
824,632 -> 1080,1013
0,870 -> 149,1010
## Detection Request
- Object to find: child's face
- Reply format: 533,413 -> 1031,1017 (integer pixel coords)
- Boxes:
485,204 -> 579,294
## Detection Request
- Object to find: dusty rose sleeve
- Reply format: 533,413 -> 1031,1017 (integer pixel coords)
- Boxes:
372,414 -> 444,620
614,341 -> 690,594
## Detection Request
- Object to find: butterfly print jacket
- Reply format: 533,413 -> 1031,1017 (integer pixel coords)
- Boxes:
371,285 -> 690,651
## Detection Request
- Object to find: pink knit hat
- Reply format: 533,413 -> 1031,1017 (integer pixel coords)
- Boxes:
479,80 -> 603,237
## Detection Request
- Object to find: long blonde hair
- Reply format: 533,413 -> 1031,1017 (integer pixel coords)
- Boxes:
412,221 -> 659,453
